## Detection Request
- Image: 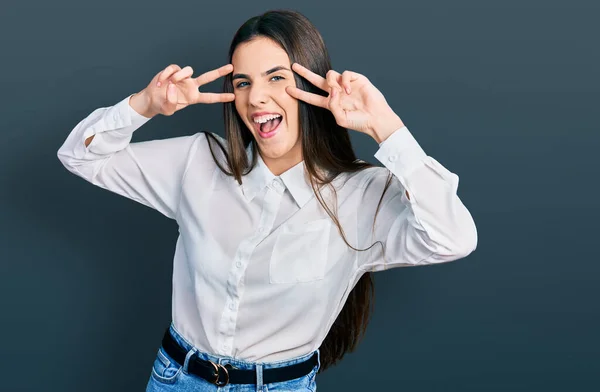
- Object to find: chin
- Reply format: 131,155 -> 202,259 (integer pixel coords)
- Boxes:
258,143 -> 293,159
246,120 -> 301,161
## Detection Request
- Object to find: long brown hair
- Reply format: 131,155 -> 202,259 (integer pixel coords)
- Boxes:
203,9 -> 393,372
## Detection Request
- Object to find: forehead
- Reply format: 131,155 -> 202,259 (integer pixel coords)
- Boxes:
231,37 -> 290,72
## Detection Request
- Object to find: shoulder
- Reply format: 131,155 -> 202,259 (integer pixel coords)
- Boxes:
336,165 -> 391,190
202,131 -> 227,145
190,131 -> 230,164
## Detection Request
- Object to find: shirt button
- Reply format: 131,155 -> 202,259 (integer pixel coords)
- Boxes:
388,155 -> 397,162
236,261 -> 242,268
229,303 -> 235,310
223,345 -> 229,351
258,227 -> 264,233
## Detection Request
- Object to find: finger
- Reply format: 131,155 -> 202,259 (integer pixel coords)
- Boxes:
286,86 -> 328,109
291,63 -> 328,92
166,82 -> 178,108
195,64 -> 234,87
328,86 -> 345,121
343,70 -> 362,82
326,70 -> 342,91
170,66 -> 194,84
157,64 -> 182,87
197,92 -> 236,104
341,70 -> 357,94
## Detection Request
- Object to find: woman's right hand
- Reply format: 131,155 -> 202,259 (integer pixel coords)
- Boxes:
132,64 -> 236,118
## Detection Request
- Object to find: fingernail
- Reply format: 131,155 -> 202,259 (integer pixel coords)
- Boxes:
157,81 -> 161,87
345,87 -> 351,94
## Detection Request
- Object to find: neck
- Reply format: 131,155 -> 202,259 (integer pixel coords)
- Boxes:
262,153 -> 303,176
258,138 -> 304,176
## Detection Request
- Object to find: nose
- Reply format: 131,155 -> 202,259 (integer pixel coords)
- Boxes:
248,83 -> 270,107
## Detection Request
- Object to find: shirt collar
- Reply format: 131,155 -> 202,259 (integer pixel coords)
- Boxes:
240,143 -> 314,208
280,160 -> 315,208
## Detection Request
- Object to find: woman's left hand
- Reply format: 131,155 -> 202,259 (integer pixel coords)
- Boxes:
286,63 -> 405,143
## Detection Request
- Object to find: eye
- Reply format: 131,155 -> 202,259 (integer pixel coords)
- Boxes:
235,75 -> 284,89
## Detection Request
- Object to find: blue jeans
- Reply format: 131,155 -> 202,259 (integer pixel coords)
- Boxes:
146,323 -> 321,391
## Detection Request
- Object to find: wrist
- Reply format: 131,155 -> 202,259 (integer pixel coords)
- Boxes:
371,112 -> 405,144
129,90 -> 157,119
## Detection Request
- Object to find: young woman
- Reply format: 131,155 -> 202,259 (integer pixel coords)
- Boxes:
57,9 -> 477,392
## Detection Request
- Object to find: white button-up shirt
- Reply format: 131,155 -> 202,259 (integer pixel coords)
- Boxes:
57,94 -> 478,362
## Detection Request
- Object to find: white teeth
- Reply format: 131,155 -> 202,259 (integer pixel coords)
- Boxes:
253,114 -> 282,124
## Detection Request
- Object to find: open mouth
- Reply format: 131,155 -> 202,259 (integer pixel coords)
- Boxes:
253,114 -> 283,139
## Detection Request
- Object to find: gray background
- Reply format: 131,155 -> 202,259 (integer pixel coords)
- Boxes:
1,0 -> 598,391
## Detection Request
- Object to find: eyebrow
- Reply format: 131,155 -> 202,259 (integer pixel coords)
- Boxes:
232,65 -> 291,81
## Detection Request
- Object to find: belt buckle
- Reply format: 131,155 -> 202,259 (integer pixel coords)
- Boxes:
207,361 -> 230,386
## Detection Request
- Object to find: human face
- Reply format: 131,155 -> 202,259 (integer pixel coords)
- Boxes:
231,37 -> 301,175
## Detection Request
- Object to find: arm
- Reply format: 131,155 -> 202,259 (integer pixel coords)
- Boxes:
356,125 -> 478,271
57,93 -> 200,220
84,91 -> 156,147
282,63 -> 477,267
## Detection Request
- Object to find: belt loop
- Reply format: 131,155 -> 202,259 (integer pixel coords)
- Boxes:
316,348 -> 321,371
256,363 -> 264,391
182,347 -> 198,374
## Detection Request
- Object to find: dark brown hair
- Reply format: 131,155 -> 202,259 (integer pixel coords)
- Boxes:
203,9 -> 393,372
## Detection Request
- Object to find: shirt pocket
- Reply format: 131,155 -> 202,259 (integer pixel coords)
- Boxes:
269,218 -> 332,284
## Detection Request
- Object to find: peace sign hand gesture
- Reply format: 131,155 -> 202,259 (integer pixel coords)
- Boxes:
285,63 -> 404,143
133,64 -> 236,118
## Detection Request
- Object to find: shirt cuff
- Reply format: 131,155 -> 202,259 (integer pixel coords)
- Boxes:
374,125 -> 427,179
81,94 -> 152,156
121,93 -> 153,129
104,93 -> 152,131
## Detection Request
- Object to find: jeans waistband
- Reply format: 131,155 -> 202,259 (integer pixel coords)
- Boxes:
167,322 -> 321,371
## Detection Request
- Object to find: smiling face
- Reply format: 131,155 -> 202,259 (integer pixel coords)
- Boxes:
231,36 -> 302,175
